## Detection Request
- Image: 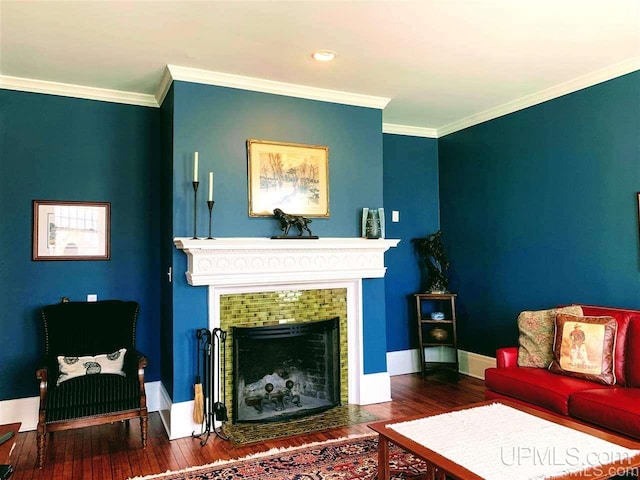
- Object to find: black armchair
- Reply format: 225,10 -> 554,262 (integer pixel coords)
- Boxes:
36,300 -> 148,468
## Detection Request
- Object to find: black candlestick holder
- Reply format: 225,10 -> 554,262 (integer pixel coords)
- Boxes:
192,181 -> 199,239
207,200 -> 215,239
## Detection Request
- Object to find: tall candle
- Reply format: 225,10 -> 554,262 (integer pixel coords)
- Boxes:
208,172 -> 213,201
193,152 -> 199,182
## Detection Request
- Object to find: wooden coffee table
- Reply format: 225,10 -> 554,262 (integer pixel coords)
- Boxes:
368,400 -> 640,480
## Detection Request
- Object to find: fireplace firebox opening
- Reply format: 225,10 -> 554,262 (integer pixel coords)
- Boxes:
232,317 -> 341,423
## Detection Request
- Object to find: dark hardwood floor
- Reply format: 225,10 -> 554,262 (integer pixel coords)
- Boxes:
11,373 -> 485,480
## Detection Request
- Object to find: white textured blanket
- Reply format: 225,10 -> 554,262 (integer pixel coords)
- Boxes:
388,403 -> 639,480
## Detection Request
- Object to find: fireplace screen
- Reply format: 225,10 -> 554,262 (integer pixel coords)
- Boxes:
232,317 -> 341,423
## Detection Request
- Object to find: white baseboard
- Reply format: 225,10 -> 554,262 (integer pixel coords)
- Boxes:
0,396 -> 40,432
458,350 -> 496,379
157,381 -> 173,437
386,349 -> 495,380
157,382 -> 203,440
387,349 -> 421,375
144,381 -> 161,412
0,381 -> 162,432
357,372 -> 392,404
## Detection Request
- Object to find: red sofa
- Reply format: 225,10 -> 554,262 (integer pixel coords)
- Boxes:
485,305 -> 640,440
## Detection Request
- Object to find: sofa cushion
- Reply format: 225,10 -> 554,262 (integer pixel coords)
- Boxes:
581,305 -> 638,385
570,388 -> 640,440
517,305 -> 583,368
627,318 -> 640,387
549,314 -> 617,385
484,366 -> 609,415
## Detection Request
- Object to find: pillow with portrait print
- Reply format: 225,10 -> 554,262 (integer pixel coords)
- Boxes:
549,314 -> 617,385
57,348 -> 127,385
517,305 -> 583,368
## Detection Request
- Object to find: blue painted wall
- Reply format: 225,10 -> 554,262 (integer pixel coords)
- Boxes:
168,81 -> 386,402
4,71 -> 635,405
439,71 -> 640,357
382,134 -> 440,352
0,90 -> 161,400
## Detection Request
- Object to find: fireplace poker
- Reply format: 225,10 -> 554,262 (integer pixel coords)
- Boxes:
212,328 -> 229,440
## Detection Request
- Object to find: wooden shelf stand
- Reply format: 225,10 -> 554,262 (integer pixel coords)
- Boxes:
414,293 -> 458,377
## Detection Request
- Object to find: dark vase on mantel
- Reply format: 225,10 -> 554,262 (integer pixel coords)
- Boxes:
365,210 -> 381,239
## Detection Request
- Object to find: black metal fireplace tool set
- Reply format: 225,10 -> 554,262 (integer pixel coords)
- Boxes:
192,327 -> 229,445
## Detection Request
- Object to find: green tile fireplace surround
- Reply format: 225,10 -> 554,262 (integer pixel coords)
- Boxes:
220,288 -> 349,422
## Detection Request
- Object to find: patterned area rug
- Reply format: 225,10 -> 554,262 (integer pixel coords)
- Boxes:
223,404 -> 378,445
129,434 -> 431,480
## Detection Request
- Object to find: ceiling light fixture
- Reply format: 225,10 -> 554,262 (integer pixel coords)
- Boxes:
312,50 -> 336,62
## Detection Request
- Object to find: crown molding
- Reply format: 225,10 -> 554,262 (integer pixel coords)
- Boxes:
155,66 -> 174,106
437,57 -> 640,137
382,123 -> 438,138
0,75 -> 159,108
159,64 -> 391,109
2,57 -> 636,131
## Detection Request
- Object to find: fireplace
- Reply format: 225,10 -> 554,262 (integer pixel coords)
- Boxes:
170,237 -> 399,440
232,317 -> 340,423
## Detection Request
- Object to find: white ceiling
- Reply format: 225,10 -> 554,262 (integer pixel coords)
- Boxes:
1,0 -> 639,134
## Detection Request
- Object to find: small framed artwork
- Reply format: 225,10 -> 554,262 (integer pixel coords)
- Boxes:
247,139 -> 329,217
32,200 -> 111,261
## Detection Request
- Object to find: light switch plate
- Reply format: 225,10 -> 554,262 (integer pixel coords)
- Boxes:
392,210 -> 400,222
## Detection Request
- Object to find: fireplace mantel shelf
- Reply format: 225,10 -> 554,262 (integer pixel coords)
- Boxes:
174,237 -> 400,286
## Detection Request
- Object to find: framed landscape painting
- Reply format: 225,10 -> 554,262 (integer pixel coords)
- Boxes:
247,139 -> 329,217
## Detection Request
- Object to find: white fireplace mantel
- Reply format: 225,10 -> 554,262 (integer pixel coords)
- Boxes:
174,237 -> 400,286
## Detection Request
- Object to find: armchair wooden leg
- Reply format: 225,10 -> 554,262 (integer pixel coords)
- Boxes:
36,428 -> 46,469
140,413 -> 148,448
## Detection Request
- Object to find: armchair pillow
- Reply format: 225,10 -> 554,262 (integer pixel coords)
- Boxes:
57,347 -> 127,385
517,305 -> 583,368
549,314 -> 617,385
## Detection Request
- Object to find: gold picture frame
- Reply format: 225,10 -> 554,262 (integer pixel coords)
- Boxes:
247,139 -> 329,217
32,200 -> 111,261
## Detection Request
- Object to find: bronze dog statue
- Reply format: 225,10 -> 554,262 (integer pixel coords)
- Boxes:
273,208 -> 314,237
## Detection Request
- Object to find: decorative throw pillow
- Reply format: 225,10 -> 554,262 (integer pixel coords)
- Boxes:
517,305 -> 583,368
549,314 -> 617,385
57,348 -> 127,385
